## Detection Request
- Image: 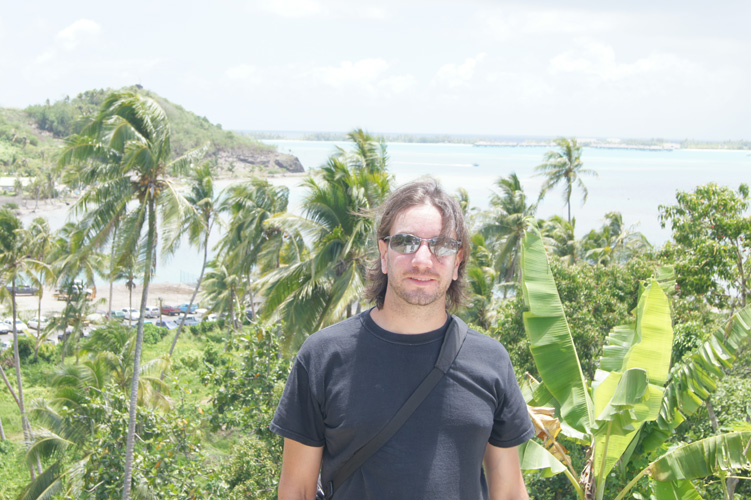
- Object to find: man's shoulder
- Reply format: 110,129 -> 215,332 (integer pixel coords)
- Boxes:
297,312 -> 365,357
453,316 -> 512,359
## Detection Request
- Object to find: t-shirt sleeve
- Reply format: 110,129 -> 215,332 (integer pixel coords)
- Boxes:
488,355 -> 535,448
269,359 -> 326,447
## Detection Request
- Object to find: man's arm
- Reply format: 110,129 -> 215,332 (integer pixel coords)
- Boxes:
278,438 -> 324,500
483,443 -> 529,500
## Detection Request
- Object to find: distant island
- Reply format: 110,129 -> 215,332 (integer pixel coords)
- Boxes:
242,130 -> 751,151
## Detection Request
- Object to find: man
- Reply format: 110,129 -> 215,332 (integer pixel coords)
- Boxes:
270,178 -> 534,499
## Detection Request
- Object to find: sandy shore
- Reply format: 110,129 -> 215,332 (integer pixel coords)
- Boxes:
7,283 -> 200,320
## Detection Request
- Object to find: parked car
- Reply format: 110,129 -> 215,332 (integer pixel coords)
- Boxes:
161,304 -> 180,316
28,318 -> 50,331
2,318 -> 28,332
121,308 -> 140,321
5,284 -> 39,295
53,281 -> 95,301
182,315 -> 200,326
155,319 -> 178,330
0,323 -> 10,334
178,303 -> 198,314
107,310 -> 126,320
144,306 -> 160,318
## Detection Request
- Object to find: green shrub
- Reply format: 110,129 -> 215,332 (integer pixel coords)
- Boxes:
178,353 -> 201,371
16,336 -> 33,361
37,342 -> 55,363
221,434 -> 283,500
142,322 -> 168,345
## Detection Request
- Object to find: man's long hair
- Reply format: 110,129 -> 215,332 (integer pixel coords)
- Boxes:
364,178 -> 470,311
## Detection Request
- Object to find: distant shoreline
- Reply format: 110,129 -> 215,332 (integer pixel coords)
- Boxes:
261,137 -> 751,153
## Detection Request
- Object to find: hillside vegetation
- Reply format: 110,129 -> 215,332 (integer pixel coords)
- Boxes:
0,86 -> 303,181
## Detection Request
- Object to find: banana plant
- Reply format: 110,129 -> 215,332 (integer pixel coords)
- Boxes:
517,229 -> 751,499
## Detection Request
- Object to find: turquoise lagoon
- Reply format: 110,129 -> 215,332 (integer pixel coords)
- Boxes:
28,141 -> 751,284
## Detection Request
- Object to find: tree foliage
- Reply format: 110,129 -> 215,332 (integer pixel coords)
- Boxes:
659,183 -> 751,309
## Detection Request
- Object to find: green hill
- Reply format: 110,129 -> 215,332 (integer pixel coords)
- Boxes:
0,86 -> 304,181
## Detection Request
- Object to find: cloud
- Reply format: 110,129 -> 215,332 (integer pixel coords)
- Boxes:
308,58 -> 390,89
378,74 -> 418,94
549,38 -> 703,86
225,63 -> 261,82
256,0 -> 322,17
480,6 -> 621,40
254,0 -> 387,19
56,19 -> 101,51
432,53 -> 486,89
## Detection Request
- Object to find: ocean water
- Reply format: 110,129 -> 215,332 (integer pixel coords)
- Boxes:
24,141 -> 750,284
268,140 -> 750,245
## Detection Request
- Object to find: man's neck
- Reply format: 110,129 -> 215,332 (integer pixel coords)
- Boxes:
369,300 -> 448,334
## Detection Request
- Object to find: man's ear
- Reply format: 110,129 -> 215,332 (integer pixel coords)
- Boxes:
452,248 -> 464,281
378,239 -> 389,274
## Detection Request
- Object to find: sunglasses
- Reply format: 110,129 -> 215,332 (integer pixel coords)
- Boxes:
383,233 -> 462,257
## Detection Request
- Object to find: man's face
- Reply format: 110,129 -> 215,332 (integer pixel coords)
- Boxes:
378,203 -> 464,310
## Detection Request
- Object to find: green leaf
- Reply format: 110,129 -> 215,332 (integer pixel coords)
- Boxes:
625,280 -> 673,386
649,431 -> 751,481
520,229 -> 594,435
592,369 -> 664,480
592,280 -> 672,483
517,439 -> 567,478
642,305 -> 751,452
600,324 -> 637,373
652,480 -> 702,500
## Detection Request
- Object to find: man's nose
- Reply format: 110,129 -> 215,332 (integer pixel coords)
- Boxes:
411,240 -> 434,267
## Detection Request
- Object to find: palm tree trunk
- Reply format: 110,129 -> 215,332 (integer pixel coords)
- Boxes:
0,413 -> 5,440
162,228 -> 210,381
0,364 -> 20,408
35,286 -> 43,362
10,282 -> 38,478
122,200 -> 157,500
108,223 -> 119,319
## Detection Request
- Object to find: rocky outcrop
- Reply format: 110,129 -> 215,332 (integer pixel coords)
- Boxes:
215,150 -> 304,175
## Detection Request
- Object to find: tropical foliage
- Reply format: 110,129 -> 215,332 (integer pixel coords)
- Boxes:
3,89 -> 751,500
517,229 -> 751,499
535,137 -> 598,223
659,183 -> 751,309
257,129 -> 392,349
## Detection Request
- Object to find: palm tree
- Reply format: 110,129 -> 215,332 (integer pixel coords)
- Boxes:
202,259 -> 245,333
58,90 -> 205,500
0,209 -> 46,477
19,326 -> 169,500
24,217 -> 55,362
582,211 -> 652,265
536,137 -> 597,223
163,163 -> 221,376
258,132 -> 392,349
543,215 -> 580,264
478,173 -> 537,291
463,233 -> 500,329
47,223 -> 106,364
217,177 -> 295,321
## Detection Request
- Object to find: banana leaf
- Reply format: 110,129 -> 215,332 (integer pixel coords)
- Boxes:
520,230 -> 593,435
652,480 -> 702,500
592,280 -> 672,483
642,305 -> 751,452
649,431 -> 751,481
592,369 -> 664,481
518,439 -> 567,478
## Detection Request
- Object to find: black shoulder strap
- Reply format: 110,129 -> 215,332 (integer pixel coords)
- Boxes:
326,316 -> 468,498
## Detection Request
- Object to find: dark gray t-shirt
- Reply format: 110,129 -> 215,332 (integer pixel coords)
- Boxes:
270,310 -> 534,500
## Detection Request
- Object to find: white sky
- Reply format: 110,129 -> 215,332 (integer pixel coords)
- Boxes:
1,0 -> 749,140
